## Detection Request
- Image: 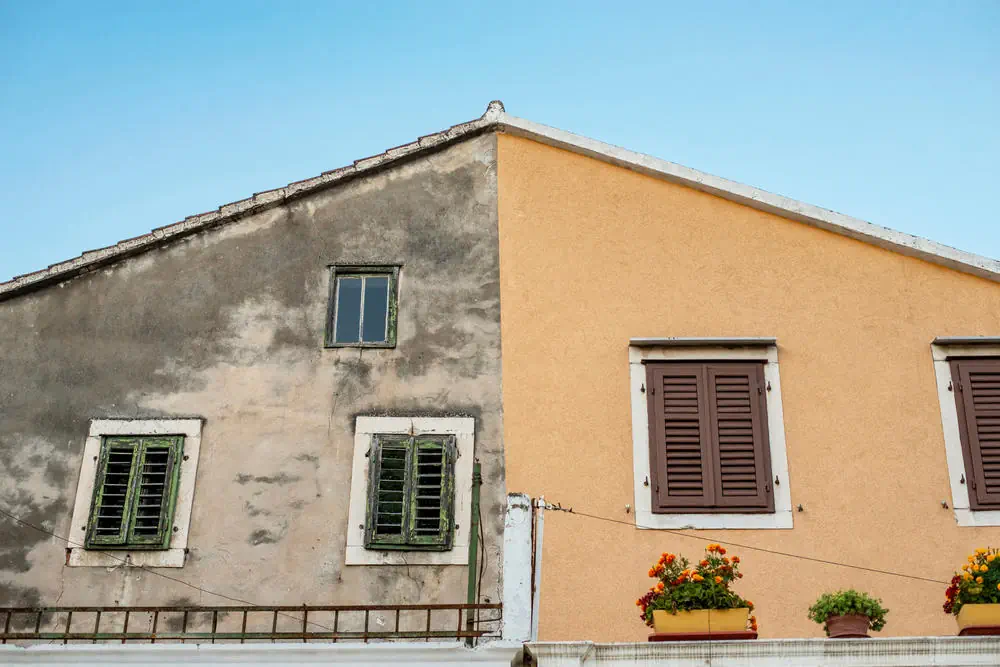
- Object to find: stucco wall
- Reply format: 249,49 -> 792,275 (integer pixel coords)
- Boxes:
0,134 -> 504,612
496,133 -> 1000,639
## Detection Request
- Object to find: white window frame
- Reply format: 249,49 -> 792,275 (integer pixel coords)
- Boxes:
629,339 -> 793,529
931,339 -> 1000,527
67,418 -> 203,567
346,416 -> 475,565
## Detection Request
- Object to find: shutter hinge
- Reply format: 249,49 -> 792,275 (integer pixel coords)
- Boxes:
757,386 -> 762,395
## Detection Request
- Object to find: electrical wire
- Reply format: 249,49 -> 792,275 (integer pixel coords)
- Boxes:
539,503 -> 950,585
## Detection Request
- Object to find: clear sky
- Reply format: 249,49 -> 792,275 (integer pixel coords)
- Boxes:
1,1 -> 997,281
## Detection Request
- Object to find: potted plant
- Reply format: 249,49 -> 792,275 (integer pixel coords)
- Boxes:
807,590 -> 888,638
944,547 -> 1000,634
635,543 -> 757,635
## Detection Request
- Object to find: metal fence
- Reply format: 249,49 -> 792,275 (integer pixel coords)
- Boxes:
0,603 -> 502,645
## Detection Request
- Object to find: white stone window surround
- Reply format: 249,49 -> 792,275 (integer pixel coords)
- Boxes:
931,338 -> 1000,527
629,338 -> 793,530
346,416 -> 475,565
68,418 -> 204,568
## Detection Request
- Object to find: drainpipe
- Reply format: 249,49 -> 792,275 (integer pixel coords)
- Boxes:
531,496 -> 545,641
465,460 -> 482,646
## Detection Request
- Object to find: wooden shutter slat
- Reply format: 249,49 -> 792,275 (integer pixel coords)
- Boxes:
953,358 -> 1000,509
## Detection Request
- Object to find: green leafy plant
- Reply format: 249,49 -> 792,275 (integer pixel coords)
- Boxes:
807,590 -> 888,635
635,544 -> 757,632
944,547 -> 1000,616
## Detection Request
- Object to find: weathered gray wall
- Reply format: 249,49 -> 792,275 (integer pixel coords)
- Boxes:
0,134 -> 504,610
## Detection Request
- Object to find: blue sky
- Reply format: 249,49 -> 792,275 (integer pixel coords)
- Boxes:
1,2 -> 997,281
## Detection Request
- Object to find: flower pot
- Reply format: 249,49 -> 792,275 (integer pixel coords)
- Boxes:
652,608 -> 749,633
956,603 -> 1000,634
825,614 -> 870,638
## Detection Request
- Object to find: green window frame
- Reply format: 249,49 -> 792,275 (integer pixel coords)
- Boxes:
85,436 -> 183,550
325,265 -> 400,348
365,434 -> 455,551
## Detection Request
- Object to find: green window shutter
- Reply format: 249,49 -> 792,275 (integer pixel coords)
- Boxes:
86,436 -> 183,550
366,436 -> 410,547
408,437 -> 455,549
365,435 -> 456,551
86,438 -> 141,547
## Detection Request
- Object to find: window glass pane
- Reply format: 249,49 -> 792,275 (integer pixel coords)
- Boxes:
361,276 -> 389,343
334,277 -> 362,343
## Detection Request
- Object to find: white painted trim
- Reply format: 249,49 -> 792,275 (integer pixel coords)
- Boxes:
67,418 -> 203,568
501,493 -> 533,642
531,497 -> 545,641
498,113 -> 1000,284
526,637 -> 1000,667
628,343 -> 793,529
931,341 -> 1000,526
345,416 -> 475,565
0,641 -> 524,666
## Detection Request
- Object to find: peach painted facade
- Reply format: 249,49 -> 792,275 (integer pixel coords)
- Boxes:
496,132 -> 1000,640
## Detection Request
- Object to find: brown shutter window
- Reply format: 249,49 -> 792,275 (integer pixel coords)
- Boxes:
646,361 -> 774,513
951,358 -> 1000,509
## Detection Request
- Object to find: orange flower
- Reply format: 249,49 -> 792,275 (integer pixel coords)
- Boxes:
718,547 -> 726,555
723,557 -> 730,564
656,581 -> 665,591
692,574 -> 704,582
714,576 -> 723,583
635,599 -> 642,607
981,565 -> 989,573
648,568 -> 656,578
977,577 -> 984,584
737,572 -> 744,578
700,560 -> 709,567
731,556 -> 740,563
746,600 -> 754,610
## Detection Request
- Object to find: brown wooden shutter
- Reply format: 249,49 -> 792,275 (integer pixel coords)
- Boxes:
952,358 -> 1000,509
707,363 -> 773,511
646,361 -> 773,513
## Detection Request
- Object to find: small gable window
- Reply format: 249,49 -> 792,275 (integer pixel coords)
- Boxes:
86,436 -> 183,549
365,434 -> 455,551
326,266 -> 399,348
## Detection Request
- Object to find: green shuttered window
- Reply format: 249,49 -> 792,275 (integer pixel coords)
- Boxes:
365,435 -> 456,551
86,436 -> 183,550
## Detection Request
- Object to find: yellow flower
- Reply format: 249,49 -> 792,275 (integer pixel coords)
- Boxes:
964,573 -> 973,581
977,577 -> 985,584
982,565 -> 990,573
968,555 -> 976,563
692,574 -> 704,582
962,564 -> 970,571
976,548 -> 987,555
989,554 -> 996,563
997,583 -> 1000,591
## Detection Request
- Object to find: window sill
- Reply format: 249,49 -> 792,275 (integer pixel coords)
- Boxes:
344,545 -> 467,566
952,508 -> 1000,527
324,342 -> 396,349
67,547 -> 186,568
635,509 -> 793,530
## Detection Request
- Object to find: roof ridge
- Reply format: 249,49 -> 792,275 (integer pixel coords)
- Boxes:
2,101 -> 997,302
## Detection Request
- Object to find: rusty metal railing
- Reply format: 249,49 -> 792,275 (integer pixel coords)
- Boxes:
0,603 -> 502,645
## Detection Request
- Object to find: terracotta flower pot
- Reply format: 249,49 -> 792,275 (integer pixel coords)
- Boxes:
652,608 -> 749,633
825,613 -> 870,638
956,603 -> 1000,634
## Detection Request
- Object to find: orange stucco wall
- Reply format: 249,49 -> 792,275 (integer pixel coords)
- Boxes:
496,133 -> 1000,640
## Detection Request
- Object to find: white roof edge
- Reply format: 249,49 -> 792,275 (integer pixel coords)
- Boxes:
496,112 -> 1000,284
2,101 -> 997,301
629,337 -> 777,348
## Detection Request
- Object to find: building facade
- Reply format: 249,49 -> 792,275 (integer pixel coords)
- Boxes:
2,102 -> 1000,656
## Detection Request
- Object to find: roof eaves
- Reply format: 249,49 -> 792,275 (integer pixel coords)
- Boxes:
495,112 -> 1000,284
0,102 -> 505,302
